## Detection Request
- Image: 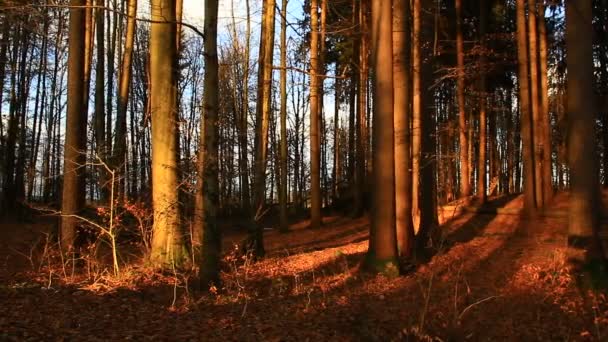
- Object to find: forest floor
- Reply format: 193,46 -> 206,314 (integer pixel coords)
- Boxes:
2,192 -> 608,341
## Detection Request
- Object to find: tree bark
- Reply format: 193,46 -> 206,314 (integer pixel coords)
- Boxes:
516,0 -> 537,216
455,0 -> 470,198
95,0 -> 107,201
113,0 -> 137,200
477,0 -> 487,203
278,0 -> 289,232
538,0 -> 553,204
149,0 -> 189,268
61,0 -> 88,252
528,0 -> 544,208
197,0 -> 221,288
366,0 -> 398,273
309,0 -> 322,228
393,0 -> 414,258
566,0 -> 602,256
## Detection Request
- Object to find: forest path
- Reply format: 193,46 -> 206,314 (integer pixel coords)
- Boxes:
1,193 -> 608,340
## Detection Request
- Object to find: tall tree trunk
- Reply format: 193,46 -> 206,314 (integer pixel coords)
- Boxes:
477,0 -> 487,203
354,0 -> 368,217
366,0 -> 398,273
240,0 -> 252,211
538,0 -> 553,203
333,66 -> 341,204
516,0 -> 537,216
566,0 -> 602,255
106,0 -> 118,153
251,0 -> 276,257
95,0 -> 107,201
197,0 -> 221,288
414,0 -> 438,252
113,0 -> 137,200
0,20 -> 9,151
278,0 -> 289,232
149,0 -> 189,268
309,0 -> 322,228
455,0 -> 470,198
61,0 -> 88,252
411,0 -> 422,231
528,0 -> 544,208
393,0 -> 414,258
28,15 -> 50,201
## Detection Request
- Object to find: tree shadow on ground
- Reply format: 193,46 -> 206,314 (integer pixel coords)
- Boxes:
433,194 -> 520,257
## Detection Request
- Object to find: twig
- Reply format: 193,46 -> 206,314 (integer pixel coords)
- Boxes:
458,295 -> 501,321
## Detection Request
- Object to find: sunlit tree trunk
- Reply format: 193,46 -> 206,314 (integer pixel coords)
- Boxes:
366,0 -> 398,273
149,0 -> 189,268
393,0 -> 414,258
477,0 -> 487,203
455,0 -> 470,198
309,0 -> 322,228
197,0 -> 221,288
516,0 -> 537,216
61,0 -> 87,252
528,0 -> 544,208
411,0 -> 422,231
566,0 -> 602,258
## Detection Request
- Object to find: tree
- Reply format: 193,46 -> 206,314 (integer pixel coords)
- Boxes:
366,0 -> 398,273
95,0 -> 107,201
566,0 -> 603,260
477,0 -> 488,204
61,0 -> 87,252
113,0 -> 138,200
528,0 -> 544,208
516,0 -> 537,217
250,0 -> 276,257
393,0 -> 414,258
455,0 -> 470,198
148,0 -> 189,268
278,0 -> 289,232
309,0 -> 322,229
197,0 -> 221,288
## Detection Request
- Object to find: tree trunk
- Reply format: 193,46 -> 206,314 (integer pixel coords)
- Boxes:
477,0 -> 487,203
61,0 -> 88,252
309,0 -> 322,228
149,0 -> 189,268
566,0 -> 602,258
354,0 -> 368,217
278,0 -> 288,232
528,0 -> 544,208
455,0 -> 470,198
538,0 -> 553,203
251,0 -> 276,257
516,0 -> 537,216
393,0 -> 414,258
113,0 -> 137,200
95,0 -> 107,201
366,0 -> 398,274
411,0 -> 422,231
197,0 -> 221,288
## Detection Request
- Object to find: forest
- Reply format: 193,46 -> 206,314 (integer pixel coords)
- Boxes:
1,0 -> 608,340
